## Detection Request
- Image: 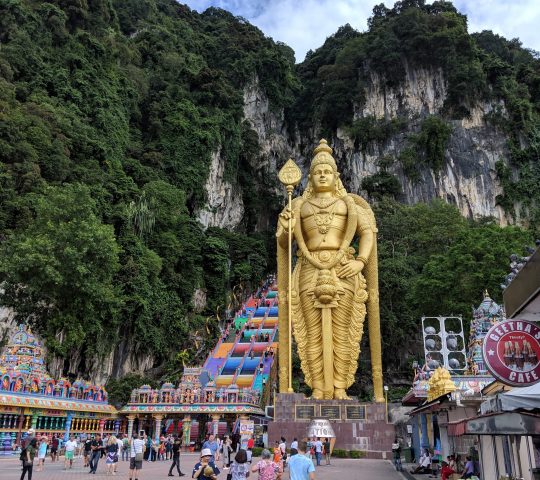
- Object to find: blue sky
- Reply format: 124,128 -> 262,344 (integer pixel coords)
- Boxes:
183,0 -> 540,62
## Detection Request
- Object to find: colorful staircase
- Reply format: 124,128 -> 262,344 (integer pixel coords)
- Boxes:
203,281 -> 278,398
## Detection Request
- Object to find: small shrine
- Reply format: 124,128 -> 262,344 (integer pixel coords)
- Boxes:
0,324 -> 118,455
426,367 -> 456,401
466,290 -> 506,374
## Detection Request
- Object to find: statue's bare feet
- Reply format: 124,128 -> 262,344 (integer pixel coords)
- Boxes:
311,388 -> 324,399
334,388 -> 350,400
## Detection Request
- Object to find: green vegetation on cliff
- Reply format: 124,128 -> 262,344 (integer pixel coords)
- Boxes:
0,0 -> 537,392
0,0 -> 296,376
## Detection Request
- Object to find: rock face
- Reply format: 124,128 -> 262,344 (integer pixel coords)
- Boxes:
239,66 -> 513,229
197,150 -> 245,230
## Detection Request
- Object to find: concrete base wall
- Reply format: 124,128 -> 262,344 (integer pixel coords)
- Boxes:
268,393 -> 395,458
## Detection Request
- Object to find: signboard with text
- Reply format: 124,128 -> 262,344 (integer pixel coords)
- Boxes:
483,319 -> 540,387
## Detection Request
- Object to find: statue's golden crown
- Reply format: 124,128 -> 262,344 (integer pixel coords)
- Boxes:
310,139 -> 337,172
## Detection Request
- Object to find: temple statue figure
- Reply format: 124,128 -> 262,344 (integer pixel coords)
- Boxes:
277,139 -> 384,401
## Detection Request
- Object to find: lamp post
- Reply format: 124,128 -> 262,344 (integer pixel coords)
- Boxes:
384,385 -> 389,423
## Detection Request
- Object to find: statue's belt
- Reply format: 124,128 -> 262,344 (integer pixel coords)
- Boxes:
299,248 -> 355,264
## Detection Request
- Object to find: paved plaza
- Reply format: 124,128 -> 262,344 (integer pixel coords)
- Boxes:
1,454 -> 404,480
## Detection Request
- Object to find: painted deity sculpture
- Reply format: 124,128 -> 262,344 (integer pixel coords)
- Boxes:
277,139 -> 384,401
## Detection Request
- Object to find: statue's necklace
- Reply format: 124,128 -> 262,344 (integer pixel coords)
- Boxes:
308,196 -> 339,209
308,200 -> 338,236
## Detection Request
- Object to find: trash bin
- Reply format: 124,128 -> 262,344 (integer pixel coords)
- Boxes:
403,447 -> 413,463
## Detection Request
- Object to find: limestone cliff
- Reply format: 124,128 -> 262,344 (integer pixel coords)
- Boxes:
238,66 -> 513,227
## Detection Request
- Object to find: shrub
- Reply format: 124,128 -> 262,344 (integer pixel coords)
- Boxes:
251,447 -> 263,457
348,450 -> 366,458
331,448 -> 348,458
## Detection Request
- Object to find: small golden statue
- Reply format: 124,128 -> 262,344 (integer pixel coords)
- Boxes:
277,139 -> 384,401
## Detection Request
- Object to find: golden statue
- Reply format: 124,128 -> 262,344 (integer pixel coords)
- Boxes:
277,139 -> 384,401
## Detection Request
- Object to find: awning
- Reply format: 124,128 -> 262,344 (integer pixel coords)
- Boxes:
466,412 -> 540,436
447,419 -> 467,437
499,383 -> 540,411
408,398 -> 442,415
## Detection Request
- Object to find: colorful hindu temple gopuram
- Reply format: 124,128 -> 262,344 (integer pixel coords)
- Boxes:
122,279 -> 277,447
0,324 -> 119,455
402,291 -> 504,461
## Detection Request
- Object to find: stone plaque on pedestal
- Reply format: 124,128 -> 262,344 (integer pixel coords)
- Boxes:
345,405 -> 366,420
320,405 -> 341,420
295,405 -> 315,421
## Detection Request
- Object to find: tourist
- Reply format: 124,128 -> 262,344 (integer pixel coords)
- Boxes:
461,455 -> 476,479
121,435 -> 129,462
158,437 -> 166,461
168,434 -> 186,477
323,438 -> 330,465
84,435 -> 92,467
279,437 -> 287,469
114,435 -> 124,474
21,437 -> 38,480
221,435 -> 233,469
36,435 -> 48,472
391,437 -> 401,471
229,449 -> 250,480
192,448 -> 220,480
89,433 -> 104,474
410,448 -> 432,474
129,433 -> 145,480
313,438 -> 322,466
202,434 -> 219,463
252,448 -> 281,480
24,429 -> 36,448
288,441 -> 315,480
166,435 -> 173,460
64,434 -> 78,470
273,441 -> 282,465
290,438 -> 298,456
441,461 -> 456,480
105,434 -> 119,475
50,434 -> 59,462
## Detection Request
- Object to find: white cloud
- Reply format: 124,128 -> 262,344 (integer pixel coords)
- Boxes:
182,0 -> 540,61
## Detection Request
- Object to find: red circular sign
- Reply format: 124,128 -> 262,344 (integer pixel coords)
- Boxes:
483,320 -> 540,387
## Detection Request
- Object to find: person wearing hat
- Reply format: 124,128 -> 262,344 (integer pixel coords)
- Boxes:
192,448 -> 220,480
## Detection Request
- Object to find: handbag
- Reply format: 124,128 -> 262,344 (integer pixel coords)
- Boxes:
135,452 -> 143,462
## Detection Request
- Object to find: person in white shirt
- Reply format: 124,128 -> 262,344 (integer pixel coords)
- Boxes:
313,438 -> 323,466
115,435 -> 124,474
64,434 -> 78,470
410,449 -> 432,474
129,433 -> 146,480
290,438 -> 298,453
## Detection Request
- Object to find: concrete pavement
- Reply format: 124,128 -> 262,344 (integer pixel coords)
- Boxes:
0,453 -> 405,480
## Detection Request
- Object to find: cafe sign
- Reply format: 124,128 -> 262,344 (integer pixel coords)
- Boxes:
483,319 -> 540,387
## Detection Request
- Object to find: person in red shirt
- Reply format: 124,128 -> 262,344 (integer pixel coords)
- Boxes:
441,461 -> 455,480
247,437 -> 254,450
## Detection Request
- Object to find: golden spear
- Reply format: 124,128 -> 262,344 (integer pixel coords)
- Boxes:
278,158 -> 302,393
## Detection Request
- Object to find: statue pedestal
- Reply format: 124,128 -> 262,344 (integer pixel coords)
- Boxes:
268,393 -> 394,458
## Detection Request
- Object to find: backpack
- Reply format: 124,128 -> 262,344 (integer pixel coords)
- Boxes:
19,447 -> 27,462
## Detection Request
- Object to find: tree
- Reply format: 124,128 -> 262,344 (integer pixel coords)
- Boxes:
0,184 -> 121,357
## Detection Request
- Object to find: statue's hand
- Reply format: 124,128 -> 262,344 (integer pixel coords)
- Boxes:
278,207 -> 296,232
336,259 -> 364,278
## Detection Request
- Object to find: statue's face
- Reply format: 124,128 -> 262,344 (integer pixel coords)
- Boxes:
310,163 -> 336,193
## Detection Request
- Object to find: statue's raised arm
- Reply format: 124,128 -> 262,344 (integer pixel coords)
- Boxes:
277,139 -> 384,401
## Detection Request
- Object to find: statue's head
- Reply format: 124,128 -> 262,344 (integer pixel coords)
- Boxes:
305,139 -> 346,198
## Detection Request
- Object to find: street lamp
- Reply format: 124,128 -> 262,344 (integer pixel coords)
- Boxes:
384,385 -> 389,423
